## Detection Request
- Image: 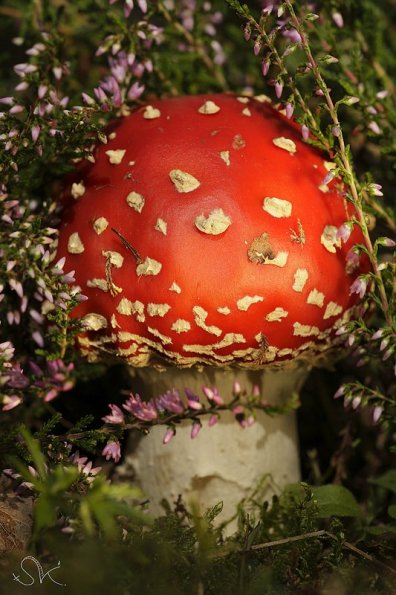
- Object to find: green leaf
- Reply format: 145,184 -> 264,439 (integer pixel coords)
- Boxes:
34,494 -> 57,532
369,470 -> 396,493
312,485 -> 361,518
388,505 -> 396,520
204,501 -> 223,523
20,427 -> 47,478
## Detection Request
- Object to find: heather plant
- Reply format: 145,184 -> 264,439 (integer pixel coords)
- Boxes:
0,1 -> 395,593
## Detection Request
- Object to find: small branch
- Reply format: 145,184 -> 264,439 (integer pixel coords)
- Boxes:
111,227 -> 142,263
285,1 -> 394,333
215,529 -> 396,576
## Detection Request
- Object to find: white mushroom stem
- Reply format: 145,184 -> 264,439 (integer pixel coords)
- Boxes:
118,364 -> 308,529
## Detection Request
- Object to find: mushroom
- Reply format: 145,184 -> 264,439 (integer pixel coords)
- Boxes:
55,94 -> 369,524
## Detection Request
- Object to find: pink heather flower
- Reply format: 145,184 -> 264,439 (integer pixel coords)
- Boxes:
371,329 -> 384,341
156,389 -> 184,414
322,171 -> 336,186
285,102 -> 294,119
102,441 -> 121,463
123,393 -> 157,421
191,421 -> 202,440
185,388 -> 203,410
38,85 -> 48,99
352,396 -> 361,409
70,451 -> 101,479
208,414 -> 219,427
350,277 -> 367,299
103,404 -> 125,424
127,81 -> 145,101
252,385 -> 261,397
301,125 -> 309,140
202,386 -> 224,406
2,395 -> 22,411
253,38 -> 262,56
376,90 -> 388,100
337,223 -> 352,243
373,406 -> 383,424
334,386 -> 345,399
261,59 -> 270,76
332,126 -> 341,137
382,238 -> 396,247
346,249 -> 360,273
233,380 -> 241,396
163,428 -> 175,444
275,81 -> 283,99
368,121 -> 381,135
368,183 -> 383,197
31,125 -> 40,143
332,11 -> 344,28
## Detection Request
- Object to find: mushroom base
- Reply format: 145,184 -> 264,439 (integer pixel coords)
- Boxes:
118,365 -> 307,530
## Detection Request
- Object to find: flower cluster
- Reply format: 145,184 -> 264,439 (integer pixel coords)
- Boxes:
101,380 -> 290,448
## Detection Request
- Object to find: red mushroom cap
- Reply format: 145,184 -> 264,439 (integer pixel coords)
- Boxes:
56,94 -> 369,368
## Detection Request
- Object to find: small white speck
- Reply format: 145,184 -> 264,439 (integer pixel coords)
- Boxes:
198,100 -> 220,115
236,295 -> 264,311
292,268 -> 309,292
220,150 -> 230,166
242,107 -> 251,117
105,149 -> 126,164
67,232 -> 84,254
93,217 -> 109,235
263,196 -> 292,218
155,218 -> 167,235
143,105 -> 161,119
272,137 -> 297,154
307,288 -> 325,307
71,181 -> 85,199
323,301 -> 343,320
171,319 -> 191,333
195,208 -> 231,235
169,282 -> 181,294
169,169 -> 200,193
126,191 -> 145,213
82,313 -> 108,331
321,225 -> 341,253
265,307 -> 288,322
136,257 -> 162,276
102,250 -> 124,268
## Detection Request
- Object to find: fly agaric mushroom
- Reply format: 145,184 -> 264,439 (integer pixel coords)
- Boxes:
56,94 -> 369,523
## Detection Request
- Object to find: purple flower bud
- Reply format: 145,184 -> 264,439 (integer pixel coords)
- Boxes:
191,421 -> 201,440
185,388 -> 203,410
382,238 -> 395,247
332,11 -> 344,28
2,395 -> 22,411
275,81 -> 283,99
368,121 -> 381,135
9,105 -> 24,114
163,428 -> 175,444
261,59 -> 270,77
285,102 -> 294,119
332,126 -> 341,137
102,441 -> 121,463
82,93 -> 95,106
233,380 -> 241,395
38,85 -> 48,99
53,66 -> 63,80
350,277 -> 367,299
372,406 -> 383,424
334,386 -> 345,399
352,396 -> 361,409
102,404 -> 124,424
337,223 -> 352,243
31,125 -> 40,143
301,125 -> 309,140
208,414 -> 218,427
32,330 -> 44,347
202,386 -> 224,405
376,90 -> 388,100
371,329 -> 384,341
253,38 -> 262,56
